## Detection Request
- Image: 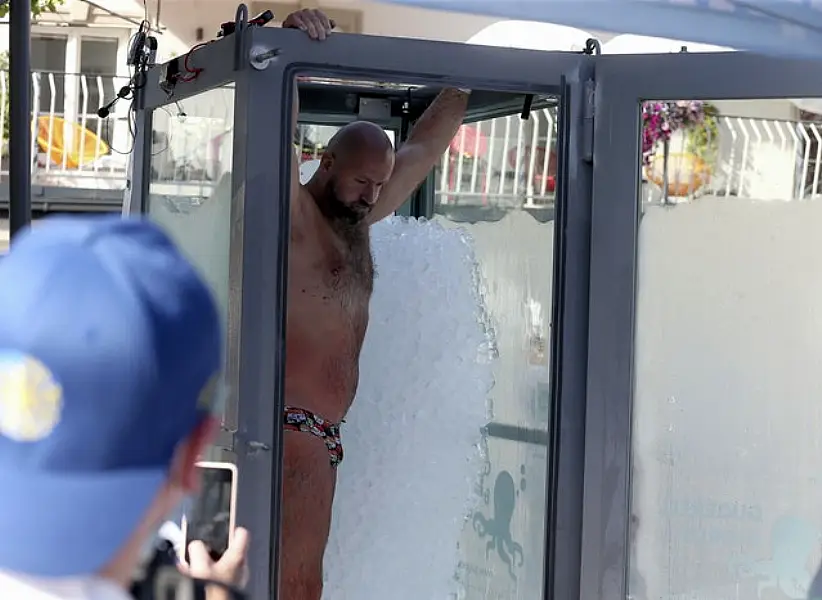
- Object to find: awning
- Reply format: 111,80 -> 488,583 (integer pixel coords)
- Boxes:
467,20 -> 594,52
601,33 -> 734,55
375,0 -> 822,59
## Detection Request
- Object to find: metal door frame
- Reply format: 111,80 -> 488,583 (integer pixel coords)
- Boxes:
128,26 -> 822,600
581,51 -> 822,600
129,23 -> 592,600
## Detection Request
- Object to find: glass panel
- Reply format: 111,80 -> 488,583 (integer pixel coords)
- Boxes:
435,110 -> 557,211
31,35 -> 67,115
79,38 -> 119,147
146,85 -> 235,348
433,105 -> 558,598
630,97 -> 822,600
24,35 -> 127,192
281,77 -> 555,600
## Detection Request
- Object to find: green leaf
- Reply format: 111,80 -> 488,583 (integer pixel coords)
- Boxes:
0,0 -> 65,19
0,0 -> 65,143
685,102 -> 721,168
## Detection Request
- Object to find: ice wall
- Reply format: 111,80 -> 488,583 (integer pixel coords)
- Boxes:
322,216 -> 494,600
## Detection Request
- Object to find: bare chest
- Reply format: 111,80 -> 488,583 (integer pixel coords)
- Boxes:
283,191 -> 375,416
288,209 -> 374,327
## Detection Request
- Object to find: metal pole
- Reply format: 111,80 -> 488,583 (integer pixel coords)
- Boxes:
9,0 -> 32,239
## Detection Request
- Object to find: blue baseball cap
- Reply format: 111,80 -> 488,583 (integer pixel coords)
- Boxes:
0,215 -> 223,577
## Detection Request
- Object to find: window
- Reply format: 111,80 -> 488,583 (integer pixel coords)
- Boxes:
31,34 -> 67,115
79,37 -> 118,118
630,97 -> 822,600
79,37 -> 119,146
29,27 -> 129,155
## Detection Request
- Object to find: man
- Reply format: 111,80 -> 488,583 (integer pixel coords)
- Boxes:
0,216 -> 247,599
278,9 -> 471,598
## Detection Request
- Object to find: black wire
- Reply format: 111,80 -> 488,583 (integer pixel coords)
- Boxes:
104,20 -> 161,157
108,100 -> 173,159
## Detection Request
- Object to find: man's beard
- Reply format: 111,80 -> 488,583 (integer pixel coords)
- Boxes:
316,181 -> 371,227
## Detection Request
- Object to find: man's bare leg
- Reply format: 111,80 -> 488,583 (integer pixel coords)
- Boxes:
279,431 -> 336,600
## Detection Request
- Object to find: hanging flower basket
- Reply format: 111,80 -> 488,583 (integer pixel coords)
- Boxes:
646,152 -> 712,197
642,101 -> 720,198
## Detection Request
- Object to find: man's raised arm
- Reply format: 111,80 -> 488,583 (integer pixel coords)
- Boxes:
367,88 -> 470,224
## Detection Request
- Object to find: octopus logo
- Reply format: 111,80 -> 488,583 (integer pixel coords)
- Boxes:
0,351 -> 63,442
473,470 -> 525,580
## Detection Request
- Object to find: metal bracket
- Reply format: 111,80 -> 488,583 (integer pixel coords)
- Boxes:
249,45 -> 280,70
583,38 -> 602,56
581,36 -> 600,164
582,79 -> 596,163
234,3 -> 249,71
521,94 -> 534,121
399,88 -> 412,142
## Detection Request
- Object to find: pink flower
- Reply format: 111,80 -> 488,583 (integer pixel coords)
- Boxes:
641,100 -> 708,165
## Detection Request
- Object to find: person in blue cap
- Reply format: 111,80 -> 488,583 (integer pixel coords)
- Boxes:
0,215 -> 248,599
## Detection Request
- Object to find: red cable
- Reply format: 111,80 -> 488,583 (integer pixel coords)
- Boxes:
179,42 -> 209,83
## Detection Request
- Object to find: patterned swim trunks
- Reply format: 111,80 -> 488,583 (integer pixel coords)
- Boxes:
283,406 -> 344,468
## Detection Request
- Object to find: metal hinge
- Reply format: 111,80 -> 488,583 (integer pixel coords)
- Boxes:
582,79 -> 596,163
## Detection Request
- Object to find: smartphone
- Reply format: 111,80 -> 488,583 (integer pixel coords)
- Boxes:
181,461 -> 238,563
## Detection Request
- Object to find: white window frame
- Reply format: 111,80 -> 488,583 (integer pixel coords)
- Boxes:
30,25 -> 135,161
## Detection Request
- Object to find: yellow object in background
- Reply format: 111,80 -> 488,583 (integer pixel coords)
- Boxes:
646,152 -> 711,198
35,116 -> 110,170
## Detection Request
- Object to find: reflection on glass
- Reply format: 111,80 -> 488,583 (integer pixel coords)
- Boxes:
146,86 -> 235,325
630,98 -> 822,600
434,106 -> 557,599
146,86 -> 234,457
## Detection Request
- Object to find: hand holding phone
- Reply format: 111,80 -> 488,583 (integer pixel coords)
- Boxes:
182,461 -> 238,563
175,527 -> 250,600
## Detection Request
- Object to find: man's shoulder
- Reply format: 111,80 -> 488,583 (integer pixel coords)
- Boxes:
293,184 -> 312,211
291,184 -> 318,231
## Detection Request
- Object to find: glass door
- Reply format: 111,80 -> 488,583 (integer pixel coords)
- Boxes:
582,51 -> 822,600
247,31 -> 590,600
131,26 -> 592,600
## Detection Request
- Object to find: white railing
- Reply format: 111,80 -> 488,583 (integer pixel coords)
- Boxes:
2,74 -> 822,208
0,70 -> 132,190
643,115 -> 822,203
436,108 -> 559,209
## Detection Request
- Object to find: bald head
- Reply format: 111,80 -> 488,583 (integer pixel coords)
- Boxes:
310,120 -> 395,226
326,121 -> 394,160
